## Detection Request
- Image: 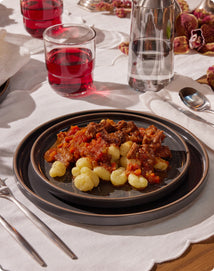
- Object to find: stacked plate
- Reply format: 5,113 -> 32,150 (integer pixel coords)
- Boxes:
0,80 -> 9,103
13,110 -> 209,226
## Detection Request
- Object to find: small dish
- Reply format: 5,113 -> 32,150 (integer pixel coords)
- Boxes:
30,111 -> 190,208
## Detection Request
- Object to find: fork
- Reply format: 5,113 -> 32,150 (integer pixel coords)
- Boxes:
0,178 -> 77,260
0,215 -> 47,267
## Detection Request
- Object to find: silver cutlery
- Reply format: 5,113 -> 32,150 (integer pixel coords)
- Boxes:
0,178 -> 78,260
0,215 -> 46,267
179,87 -> 214,114
161,97 -> 214,128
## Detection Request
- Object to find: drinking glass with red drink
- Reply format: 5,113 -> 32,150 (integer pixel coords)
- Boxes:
43,24 -> 96,97
20,0 -> 63,39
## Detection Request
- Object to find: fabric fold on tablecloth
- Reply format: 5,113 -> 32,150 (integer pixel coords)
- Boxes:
4,16 -> 85,55
0,29 -> 30,86
140,74 -> 214,150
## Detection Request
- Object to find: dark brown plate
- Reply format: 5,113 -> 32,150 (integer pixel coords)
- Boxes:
13,110 -> 209,226
30,112 -> 190,208
0,80 -> 9,103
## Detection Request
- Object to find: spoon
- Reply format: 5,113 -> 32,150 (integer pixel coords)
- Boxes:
179,87 -> 214,114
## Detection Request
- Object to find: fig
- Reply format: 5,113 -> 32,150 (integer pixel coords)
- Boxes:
177,0 -> 189,12
174,36 -> 190,54
207,65 -> 214,90
123,0 -> 131,8
201,24 -> 214,43
115,8 -> 130,18
112,0 -> 131,8
118,42 -> 129,55
95,2 -> 114,11
111,0 -> 124,8
192,8 -> 214,26
199,42 -> 214,55
189,29 -> 205,50
192,9 -> 210,23
175,12 -> 198,38
202,14 -> 214,25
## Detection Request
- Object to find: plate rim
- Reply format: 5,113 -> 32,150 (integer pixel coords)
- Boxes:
0,79 -> 9,103
13,109 -> 209,225
30,111 -> 191,207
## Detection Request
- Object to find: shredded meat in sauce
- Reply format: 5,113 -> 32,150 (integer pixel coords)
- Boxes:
44,119 -> 171,184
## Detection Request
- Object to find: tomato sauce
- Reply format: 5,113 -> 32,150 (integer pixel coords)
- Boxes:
44,119 -> 171,182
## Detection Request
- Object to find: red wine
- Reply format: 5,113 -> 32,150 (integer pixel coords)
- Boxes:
46,47 -> 94,96
21,0 -> 63,38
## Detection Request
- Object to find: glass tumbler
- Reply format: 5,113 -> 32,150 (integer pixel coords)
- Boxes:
128,0 -> 175,92
20,0 -> 63,39
43,23 -> 96,97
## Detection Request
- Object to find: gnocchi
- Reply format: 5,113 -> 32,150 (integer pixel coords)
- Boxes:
120,156 -> 128,168
49,161 -> 66,178
128,173 -> 148,190
154,157 -> 169,171
93,166 -> 111,181
74,173 -> 94,191
108,144 -> 120,162
71,166 -> 80,177
120,141 -> 133,156
45,119 -> 172,193
80,167 -> 100,187
110,167 -> 127,186
76,157 -> 92,169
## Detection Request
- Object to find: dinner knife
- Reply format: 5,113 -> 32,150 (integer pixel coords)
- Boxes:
0,178 -> 78,260
0,215 -> 46,267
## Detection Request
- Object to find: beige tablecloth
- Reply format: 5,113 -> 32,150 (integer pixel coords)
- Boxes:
1,0 -> 214,270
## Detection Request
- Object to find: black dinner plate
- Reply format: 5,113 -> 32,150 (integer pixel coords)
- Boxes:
13,110 -> 209,226
30,112 -> 190,208
0,80 -> 9,103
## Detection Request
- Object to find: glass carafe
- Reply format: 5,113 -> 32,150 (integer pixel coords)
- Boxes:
128,0 -> 175,92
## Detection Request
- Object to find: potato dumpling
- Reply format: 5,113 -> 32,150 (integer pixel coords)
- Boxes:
120,141 -> 133,156
120,156 -> 128,168
110,167 -> 127,186
128,173 -> 148,190
71,166 -> 81,177
49,161 -> 66,178
154,157 -> 169,171
80,167 -> 100,187
108,144 -> 120,162
74,173 -> 94,191
76,157 -> 92,169
93,166 -> 111,181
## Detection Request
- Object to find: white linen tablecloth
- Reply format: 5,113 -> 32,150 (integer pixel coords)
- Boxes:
1,0 -> 214,270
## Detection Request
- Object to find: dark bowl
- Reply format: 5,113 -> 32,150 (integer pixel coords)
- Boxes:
30,111 -> 190,208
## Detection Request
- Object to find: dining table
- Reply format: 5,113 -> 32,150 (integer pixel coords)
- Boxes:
1,0 -> 214,270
